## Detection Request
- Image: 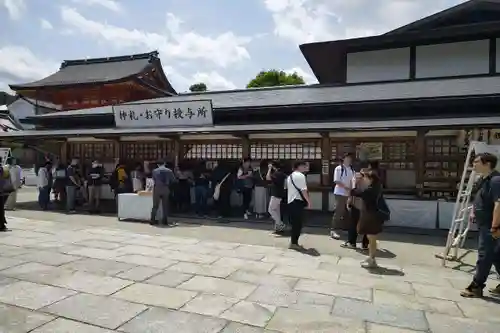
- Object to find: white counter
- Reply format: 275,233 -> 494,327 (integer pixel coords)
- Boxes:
117,193 -> 162,221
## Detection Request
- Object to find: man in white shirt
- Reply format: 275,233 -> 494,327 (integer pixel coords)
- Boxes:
285,160 -> 311,250
331,153 -> 355,239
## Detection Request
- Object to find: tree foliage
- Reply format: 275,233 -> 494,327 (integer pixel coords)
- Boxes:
246,70 -> 305,88
189,82 -> 208,92
0,91 -> 16,105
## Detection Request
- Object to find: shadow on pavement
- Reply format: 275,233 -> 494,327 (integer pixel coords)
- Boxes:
13,197 -> 478,250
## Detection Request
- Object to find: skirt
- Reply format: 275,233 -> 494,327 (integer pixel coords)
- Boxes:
357,209 -> 383,235
253,186 -> 269,214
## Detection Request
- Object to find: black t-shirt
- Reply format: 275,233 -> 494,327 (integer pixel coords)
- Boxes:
88,166 -> 104,186
473,171 -> 500,227
270,170 -> 286,199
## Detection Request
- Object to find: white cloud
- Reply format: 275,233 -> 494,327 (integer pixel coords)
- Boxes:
60,7 -> 252,68
285,67 -> 316,84
40,18 -> 53,30
0,0 -> 25,20
163,66 -> 236,92
0,46 -> 59,89
191,72 -> 237,91
70,0 -> 122,12
263,0 -> 458,44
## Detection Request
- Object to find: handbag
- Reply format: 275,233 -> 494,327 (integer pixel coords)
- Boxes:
289,174 -> 308,208
213,173 -> 230,201
376,191 -> 391,222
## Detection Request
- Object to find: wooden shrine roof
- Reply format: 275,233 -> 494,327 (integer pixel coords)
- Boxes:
9,51 -> 173,92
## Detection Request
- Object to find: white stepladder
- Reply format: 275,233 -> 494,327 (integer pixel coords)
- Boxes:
436,141 -> 500,266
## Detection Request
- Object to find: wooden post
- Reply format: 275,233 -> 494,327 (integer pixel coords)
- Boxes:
320,133 -> 331,211
173,138 -> 181,167
241,134 -> 250,159
415,129 -> 426,197
113,139 -> 120,163
60,141 -> 68,164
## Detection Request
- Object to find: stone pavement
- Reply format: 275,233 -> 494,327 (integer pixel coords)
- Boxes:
0,216 -> 498,333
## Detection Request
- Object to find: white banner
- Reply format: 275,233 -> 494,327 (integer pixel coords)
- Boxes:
113,100 -> 213,128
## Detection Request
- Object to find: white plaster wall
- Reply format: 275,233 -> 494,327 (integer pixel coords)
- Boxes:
416,40 -> 489,78
346,48 -> 410,83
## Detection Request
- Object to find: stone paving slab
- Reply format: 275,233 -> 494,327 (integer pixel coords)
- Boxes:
0,215 -> 499,333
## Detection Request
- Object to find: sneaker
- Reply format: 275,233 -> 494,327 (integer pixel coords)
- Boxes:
330,230 -> 341,240
488,284 -> 500,296
0,227 -> 10,232
243,213 -> 249,220
340,242 -> 356,249
361,258 -> 378,268
460,282 -> 484,298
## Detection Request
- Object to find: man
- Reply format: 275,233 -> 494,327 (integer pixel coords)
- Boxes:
66,158 -> 81,213
267,161 -> 287,234
331,153 -> 355,240
4,158 -> 22,210
461,152 -> 500,298
38,160 -> 52,211
285,160 -> 311,249
87,160 -> 104,213
151,160 -> 177,226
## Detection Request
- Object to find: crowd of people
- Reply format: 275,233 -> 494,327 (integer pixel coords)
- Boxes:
0,151 -> 498,295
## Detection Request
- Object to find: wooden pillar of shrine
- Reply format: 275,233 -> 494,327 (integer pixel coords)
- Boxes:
60,141 -> 68,164
415,129 -> 426,197
241,134 -> 250,159
320,132 -> 331,211
113,140 -> 120,163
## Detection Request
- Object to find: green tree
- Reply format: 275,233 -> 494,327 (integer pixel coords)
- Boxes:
189,82 -> 207,92
246,70 -> 305,88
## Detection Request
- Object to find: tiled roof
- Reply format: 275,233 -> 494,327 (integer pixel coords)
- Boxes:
9,52 -> 160,89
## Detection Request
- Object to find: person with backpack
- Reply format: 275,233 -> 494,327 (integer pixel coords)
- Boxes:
460,152 -> 500,298
332,153 -> 355,240
351,169 -> 389,268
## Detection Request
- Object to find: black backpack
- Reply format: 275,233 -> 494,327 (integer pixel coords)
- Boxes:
340,165 -> 355,177
109,169 -> 119,190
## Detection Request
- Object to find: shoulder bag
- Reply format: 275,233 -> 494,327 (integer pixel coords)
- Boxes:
213,173 -> 231,201
289,174 -> 308,208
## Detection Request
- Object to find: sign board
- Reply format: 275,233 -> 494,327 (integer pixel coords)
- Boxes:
357,142 -> 383,161
113,100 -> 213,128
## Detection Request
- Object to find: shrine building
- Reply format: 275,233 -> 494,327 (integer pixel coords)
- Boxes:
2,0 -> 500,227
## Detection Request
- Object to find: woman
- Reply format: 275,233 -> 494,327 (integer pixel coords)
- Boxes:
237,158 -> 254,219
351,170 -> 385,268
342,171 -> 369,250
253,160 -> 269,219
212,161 -> 232,219
193,162 -> 210,216
175,163 -> 193,213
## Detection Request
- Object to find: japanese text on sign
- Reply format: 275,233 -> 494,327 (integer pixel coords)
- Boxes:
113,100 -> 213,128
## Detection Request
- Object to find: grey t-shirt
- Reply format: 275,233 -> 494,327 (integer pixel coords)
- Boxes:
152,166 -> 176,188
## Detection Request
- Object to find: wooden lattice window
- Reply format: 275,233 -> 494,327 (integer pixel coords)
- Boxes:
382,141 -> 415,169
426,137 -> 460,156
250,142 -> 321,160
184,143 -> 242,159
121,142 -> 173,161
68,142 -> 114,161
331,142 -> 355,162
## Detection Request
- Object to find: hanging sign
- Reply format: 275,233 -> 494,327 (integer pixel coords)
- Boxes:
113,100 -> 213,128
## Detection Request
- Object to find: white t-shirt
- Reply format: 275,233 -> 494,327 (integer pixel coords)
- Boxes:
333,164 -> 355,197
286,171 -> 307,204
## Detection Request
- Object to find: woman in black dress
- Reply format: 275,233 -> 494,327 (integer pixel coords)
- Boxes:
351,170 -> 385,268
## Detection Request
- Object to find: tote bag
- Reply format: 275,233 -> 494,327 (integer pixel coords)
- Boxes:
213,173 -> 230,201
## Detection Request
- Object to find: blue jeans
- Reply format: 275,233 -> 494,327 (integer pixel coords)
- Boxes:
473,224 -> 500,287
38,186 -> 50,210
66,186 -> 77,212
194,186 -> 208,215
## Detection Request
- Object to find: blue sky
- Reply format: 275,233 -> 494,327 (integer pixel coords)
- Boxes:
0,0 -> 466,93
